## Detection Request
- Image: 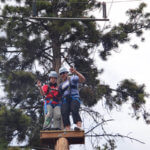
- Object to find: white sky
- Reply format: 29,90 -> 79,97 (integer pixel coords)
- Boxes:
73,0 -> 150,150
94,0 -> 150,150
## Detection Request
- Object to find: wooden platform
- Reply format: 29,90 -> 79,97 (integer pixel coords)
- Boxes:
40,130 -> 85,146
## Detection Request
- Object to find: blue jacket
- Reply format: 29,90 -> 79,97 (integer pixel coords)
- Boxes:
59,75 -> 79,98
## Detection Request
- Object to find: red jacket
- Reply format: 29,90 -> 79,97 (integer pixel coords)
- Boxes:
42,84 -> 60,104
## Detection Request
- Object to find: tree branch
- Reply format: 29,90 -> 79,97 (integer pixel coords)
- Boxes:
86,133 -> 145,144
85,119 -> 114,134
43,53 -> 53,62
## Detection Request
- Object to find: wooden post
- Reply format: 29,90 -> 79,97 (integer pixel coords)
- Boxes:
55,137 -> 69,150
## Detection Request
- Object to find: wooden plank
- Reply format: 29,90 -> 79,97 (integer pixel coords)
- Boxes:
40,130 -> 85,145
40,130 -> 84,138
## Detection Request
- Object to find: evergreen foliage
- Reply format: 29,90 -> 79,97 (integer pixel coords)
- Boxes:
0,0 -> 150,149
0,105 -> 31,149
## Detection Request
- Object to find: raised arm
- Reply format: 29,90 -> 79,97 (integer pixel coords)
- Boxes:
37,80 -> 45,96
70,67 -> 85,83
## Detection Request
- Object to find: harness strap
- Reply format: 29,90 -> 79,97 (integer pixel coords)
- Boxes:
71,96 -> 81,104
62,97 -> 67,104
44,100 -> 48,114
62,96 -> 80,104
44,98 -> 61,114
45,84 -> 59,100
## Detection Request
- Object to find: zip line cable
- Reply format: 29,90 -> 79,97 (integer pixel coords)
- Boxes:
29,0 -> 142,4
106,0 -> 142,3
0,15 -> 109,21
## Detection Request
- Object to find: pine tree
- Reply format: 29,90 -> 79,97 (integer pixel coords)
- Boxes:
0,0 -> 150,149
0,105 -> 31,150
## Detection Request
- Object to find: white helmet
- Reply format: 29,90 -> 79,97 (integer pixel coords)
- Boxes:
49,71 -> 58,78
59,67 -> 68,74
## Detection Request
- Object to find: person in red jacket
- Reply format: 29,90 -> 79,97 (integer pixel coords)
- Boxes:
37,71 -> 61,130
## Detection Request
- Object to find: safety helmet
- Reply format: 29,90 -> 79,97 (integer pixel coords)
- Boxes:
49,71 -> 58,78
59,67 -> 68,74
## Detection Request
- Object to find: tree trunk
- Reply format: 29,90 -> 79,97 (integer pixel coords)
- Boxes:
51,34 -> 61,74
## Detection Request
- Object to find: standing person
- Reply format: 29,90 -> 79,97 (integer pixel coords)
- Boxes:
37,71 -> 61,130
59,67 -> 85,131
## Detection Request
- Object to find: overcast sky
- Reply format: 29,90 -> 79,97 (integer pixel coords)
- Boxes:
94,0 -> 150,150
73,0 -> 150,150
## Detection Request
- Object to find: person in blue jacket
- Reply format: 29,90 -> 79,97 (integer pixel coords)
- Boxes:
59,67 -> 85,131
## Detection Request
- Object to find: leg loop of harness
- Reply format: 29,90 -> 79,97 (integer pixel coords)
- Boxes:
44,100 -> 47,115
62,97 -> 67,104
71,96 -> 81,103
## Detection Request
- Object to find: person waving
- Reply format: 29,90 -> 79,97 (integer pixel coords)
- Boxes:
59,67 -> 85,131
37,71 -> 61,130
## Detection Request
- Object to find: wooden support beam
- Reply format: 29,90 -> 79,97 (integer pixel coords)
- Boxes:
30,17 -> 109,21
40,130 -> 85,147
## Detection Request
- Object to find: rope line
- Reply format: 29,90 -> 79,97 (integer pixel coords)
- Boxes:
28,0 -> 142,4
